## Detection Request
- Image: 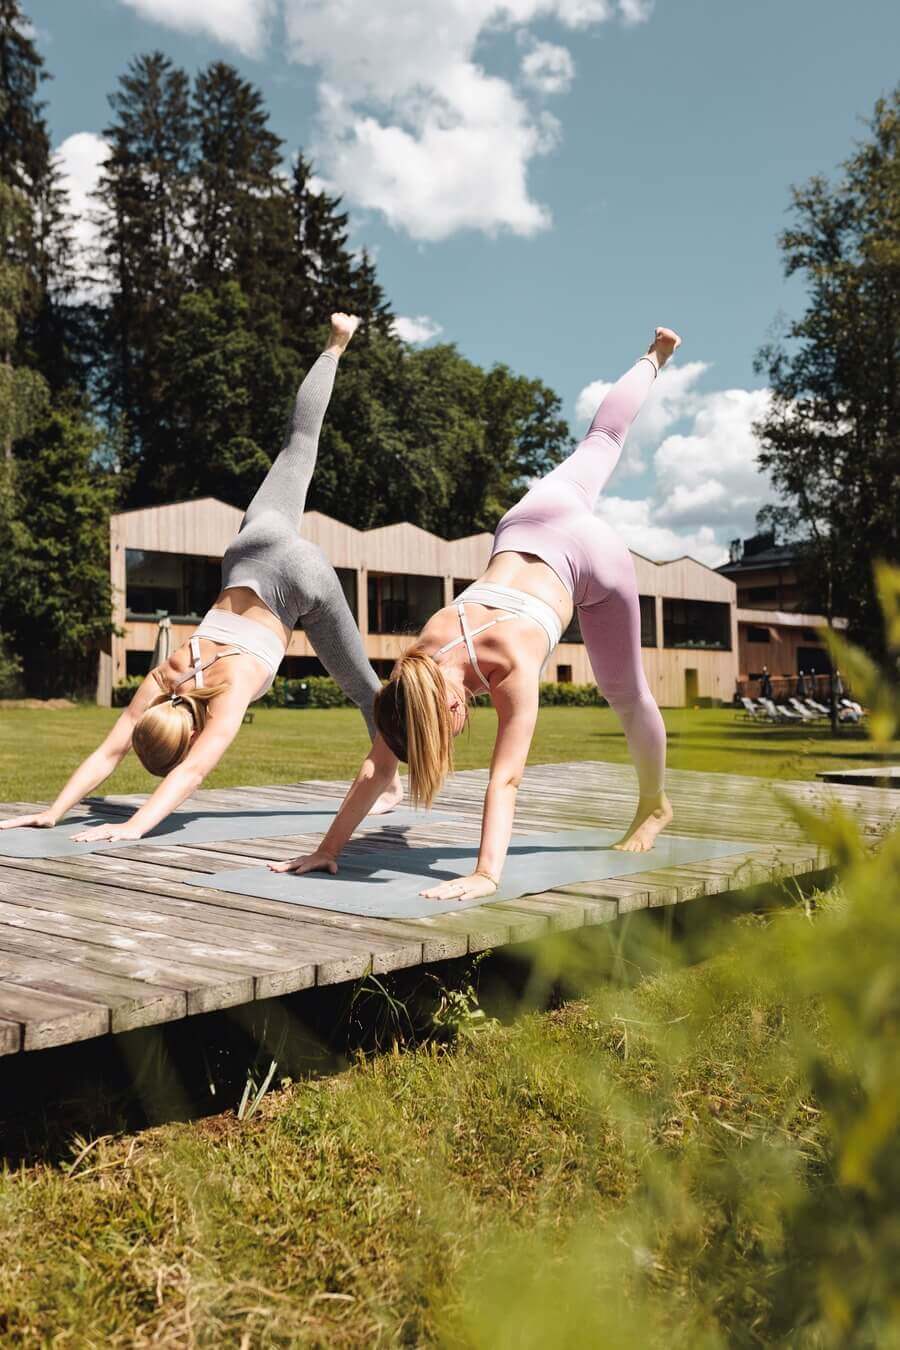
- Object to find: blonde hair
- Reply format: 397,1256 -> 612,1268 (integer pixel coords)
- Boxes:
132,671 -> 227,777
374,646 -> 455,808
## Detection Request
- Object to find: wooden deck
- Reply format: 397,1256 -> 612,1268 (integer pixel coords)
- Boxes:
0,762 -> 896,1056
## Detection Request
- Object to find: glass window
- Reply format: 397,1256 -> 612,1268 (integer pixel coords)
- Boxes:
556,664 -> 573,683
639,595 -> 657,647
453,578 -> 475,598
336,568 -> 358,623
560,612 -> 582,644
662,599 -> 732,651
367,574 -> 444,634
738,585 -> 778,605
125,549 -> 221,618
746,625 -> 770,643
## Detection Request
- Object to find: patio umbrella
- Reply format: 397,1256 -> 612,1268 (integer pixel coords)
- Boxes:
151,614 -> 172,667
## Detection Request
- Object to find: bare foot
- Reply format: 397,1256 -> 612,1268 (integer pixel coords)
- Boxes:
645,326 -> 682,372
327,311 -> 360,356
613,793 -> 673,853
370,773 -> 404,816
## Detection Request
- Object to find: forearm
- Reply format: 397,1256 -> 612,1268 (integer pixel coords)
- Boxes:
476,780 -> 519,882
125,763 -> 205,837
319,757 -> 394,859
48,748 -> 123,821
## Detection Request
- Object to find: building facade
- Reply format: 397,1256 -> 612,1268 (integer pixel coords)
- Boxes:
716,534 -> 844,697
101,498 -> 742,707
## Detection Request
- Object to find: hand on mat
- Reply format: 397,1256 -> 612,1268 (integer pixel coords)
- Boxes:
0,811 -> 57,830
70,822 -> 144,844
420,872 -> 498,903
267,849 -> 338,876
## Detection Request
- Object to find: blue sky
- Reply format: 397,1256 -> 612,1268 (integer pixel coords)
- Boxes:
29,0 -> 899,563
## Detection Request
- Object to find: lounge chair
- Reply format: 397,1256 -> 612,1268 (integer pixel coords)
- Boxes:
804,698 -> 830,717
761,697 -> 802,722
739,696 -> 765,720
789,697 -> 818,722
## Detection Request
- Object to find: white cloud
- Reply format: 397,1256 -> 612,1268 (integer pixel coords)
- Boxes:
617,0 -> 654,23
597,497 -> 725,568
282,0 -> 650,240
118,0 -> 275,57
521,41 -> 575,95
53,132 -> 110,295
574,360 -> 773,566
392,314 -> 444,344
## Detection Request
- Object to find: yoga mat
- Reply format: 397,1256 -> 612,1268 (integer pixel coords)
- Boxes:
0,800 -> 446,860
190,828 -> 762,918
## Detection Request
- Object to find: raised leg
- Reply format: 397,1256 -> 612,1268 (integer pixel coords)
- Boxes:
578,576 -> 672,852
540,327 -> 681,507
241,351 -> 339,529
241,314 -> 359,529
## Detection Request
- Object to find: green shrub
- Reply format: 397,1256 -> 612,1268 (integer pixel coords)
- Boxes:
113,673 -> 609,712
111,675 -> 144,707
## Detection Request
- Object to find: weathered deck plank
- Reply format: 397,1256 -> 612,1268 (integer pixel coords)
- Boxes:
0,760 -> 894,1055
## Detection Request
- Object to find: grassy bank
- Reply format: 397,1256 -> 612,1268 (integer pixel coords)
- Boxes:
0,916 -> 831,1346
1,704 -> 893,801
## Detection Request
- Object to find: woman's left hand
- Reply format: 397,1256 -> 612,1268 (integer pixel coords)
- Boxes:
70,822 -> 144,844
420,872 -> 498,903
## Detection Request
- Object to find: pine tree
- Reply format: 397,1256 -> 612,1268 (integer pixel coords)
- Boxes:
0,0 -> 75,392
191,62 -> 291,302
9,404 -> 118,695
95,51 -> 194,497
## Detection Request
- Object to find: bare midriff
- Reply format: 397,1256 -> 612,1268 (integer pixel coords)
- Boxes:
212,585 -> 293,646
479,550 -> 574,630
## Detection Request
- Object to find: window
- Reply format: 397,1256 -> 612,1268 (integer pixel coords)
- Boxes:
453,578 -> 475,598
797,646 -> 830,675
639,595 -> 657,647
335,568 -> 358,623
556,664 -> 573,683
125,549 -> 220,618
746,625 -> 770,643
662,599 -> 731,651
280,656 -> 328,678
367,573 -> 444,634
126,650 -> 153,677
737,585 -> 778,606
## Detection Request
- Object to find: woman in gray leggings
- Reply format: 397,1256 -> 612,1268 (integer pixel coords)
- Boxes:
0,314 -> 402,846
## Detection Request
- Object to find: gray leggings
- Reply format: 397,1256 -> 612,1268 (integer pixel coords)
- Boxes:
221,352 -> 381,738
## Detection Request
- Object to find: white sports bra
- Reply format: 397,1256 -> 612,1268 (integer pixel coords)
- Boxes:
436,583 -> 563,691
175,609 -> 286,701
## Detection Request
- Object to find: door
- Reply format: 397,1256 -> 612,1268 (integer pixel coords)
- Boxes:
684,668 -> 699,705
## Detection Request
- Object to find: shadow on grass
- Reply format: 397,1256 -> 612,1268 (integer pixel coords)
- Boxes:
0,869 -> 833,1170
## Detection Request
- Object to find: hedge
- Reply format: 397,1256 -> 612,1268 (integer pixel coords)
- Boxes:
112,675 -> 608,709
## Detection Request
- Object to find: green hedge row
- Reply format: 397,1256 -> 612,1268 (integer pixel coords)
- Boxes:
113,675 -> 608,709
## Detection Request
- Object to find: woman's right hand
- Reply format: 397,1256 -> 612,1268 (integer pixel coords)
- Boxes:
0,811 -> 57,830
267,849 -> 338,876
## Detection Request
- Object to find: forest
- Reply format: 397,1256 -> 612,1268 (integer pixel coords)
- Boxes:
0,3 -> 572,694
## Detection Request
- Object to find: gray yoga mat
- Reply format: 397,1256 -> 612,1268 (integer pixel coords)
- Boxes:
0,800 -> 445,860
190,828 -> 761,918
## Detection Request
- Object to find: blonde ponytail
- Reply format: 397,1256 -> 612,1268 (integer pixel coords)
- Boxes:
374,646 -> 455,808
132,674 -> 228,777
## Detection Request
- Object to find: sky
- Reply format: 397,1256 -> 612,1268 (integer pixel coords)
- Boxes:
26,0 -> 900,566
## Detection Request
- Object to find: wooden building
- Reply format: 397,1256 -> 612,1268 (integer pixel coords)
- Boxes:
100,498 -> 740,708
716,534 -> 845,695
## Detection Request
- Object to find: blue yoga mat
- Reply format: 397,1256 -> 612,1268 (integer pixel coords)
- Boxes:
0,800 -> 446,860
189,828 -> 762,918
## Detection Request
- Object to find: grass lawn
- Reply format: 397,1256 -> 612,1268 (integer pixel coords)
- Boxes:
0,703 -> 894,803
0,928 -> 833,1347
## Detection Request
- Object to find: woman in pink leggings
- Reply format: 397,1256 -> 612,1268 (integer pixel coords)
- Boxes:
272,327 -> 681,902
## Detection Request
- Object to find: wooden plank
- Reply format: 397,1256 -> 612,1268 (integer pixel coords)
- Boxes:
0,951 -> 185,1034
0,1017 -> 21,1056
0,983 -> 109,1052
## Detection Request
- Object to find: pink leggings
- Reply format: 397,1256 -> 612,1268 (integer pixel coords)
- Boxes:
492,356 -> 666,797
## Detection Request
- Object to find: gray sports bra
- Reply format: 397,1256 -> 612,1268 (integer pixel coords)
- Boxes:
436,583 -> 563,691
